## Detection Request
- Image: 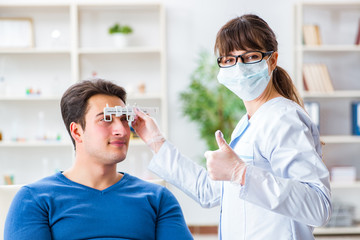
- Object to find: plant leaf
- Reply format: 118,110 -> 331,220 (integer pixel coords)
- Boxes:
179,50 -> 246,161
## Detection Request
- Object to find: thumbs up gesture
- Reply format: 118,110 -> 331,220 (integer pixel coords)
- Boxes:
205,130 -> 246,184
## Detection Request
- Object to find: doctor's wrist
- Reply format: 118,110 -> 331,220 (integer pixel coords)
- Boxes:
146,135 -> 166,154
230,161 -> 247,186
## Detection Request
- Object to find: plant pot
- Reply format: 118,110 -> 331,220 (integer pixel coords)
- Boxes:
112,33 -> 129,48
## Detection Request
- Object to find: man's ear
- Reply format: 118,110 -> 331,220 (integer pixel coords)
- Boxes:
70,122 -> 83,144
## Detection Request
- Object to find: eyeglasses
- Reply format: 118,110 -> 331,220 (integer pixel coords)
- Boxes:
217,51 -> 274,68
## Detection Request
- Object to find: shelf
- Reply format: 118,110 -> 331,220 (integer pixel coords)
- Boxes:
314,224 -> 360,235
78,47 -> 161,54
297,45 -> 360,52
321,135 -> 360,144
127,93 -> 162,100
0,49 -> 71,54
0,140 -> 72,147
330,181 -> 360,189
302,91 -> 360,98
0,3 -> 70,7
300,2 -> 360,8
0,1 -> 166,186
0,94 -> 161,101
296,2 -> 360,234
78,2 -> 162,9
0,96 -> 61,101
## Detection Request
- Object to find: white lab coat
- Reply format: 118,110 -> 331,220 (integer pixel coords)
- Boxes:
148,97 -> 331,240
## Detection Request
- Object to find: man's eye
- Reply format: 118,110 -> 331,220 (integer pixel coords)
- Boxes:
102,115 -> 112,122
120,116 -> 128,122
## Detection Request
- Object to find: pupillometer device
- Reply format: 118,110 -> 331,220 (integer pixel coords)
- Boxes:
103,105 -> 159,122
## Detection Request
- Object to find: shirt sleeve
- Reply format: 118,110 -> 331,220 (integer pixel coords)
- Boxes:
148,141 -> 222,208
239,107 -> 332,227
4,186 -> 51,240
155,188 -> 193,240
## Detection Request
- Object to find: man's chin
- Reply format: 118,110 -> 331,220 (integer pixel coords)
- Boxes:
105,153 -> 127,165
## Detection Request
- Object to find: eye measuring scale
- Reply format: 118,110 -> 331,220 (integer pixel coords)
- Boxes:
103,105 -> 159,122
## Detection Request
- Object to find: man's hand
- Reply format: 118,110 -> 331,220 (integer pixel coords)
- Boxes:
205,130 -> 246,184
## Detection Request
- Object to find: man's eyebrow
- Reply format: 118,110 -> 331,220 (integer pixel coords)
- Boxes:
96,112 -> 127,118
96,112 -> 104,117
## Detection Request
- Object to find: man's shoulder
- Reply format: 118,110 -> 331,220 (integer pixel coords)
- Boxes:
122,174 -> 174,199
123,174 -> 180,208
23,172 -> 65,193
9,173 -> 64,206
124,173 -> 166,191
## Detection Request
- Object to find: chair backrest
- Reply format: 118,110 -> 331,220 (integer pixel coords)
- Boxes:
0,185 -> 23,240
0,179 -> 165,240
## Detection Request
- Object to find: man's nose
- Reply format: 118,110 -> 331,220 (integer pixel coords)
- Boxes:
112,118 -> 128,136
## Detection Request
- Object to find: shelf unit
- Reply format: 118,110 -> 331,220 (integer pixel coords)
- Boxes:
0,2 -> 166,184
295,2 -> 360,236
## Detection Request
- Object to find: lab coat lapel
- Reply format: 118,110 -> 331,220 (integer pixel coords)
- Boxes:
230,115 -> 249,149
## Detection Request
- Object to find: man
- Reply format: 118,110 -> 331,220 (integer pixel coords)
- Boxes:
5,79 -> 193,240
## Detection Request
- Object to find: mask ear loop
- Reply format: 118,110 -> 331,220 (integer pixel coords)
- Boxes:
266,53 -> 273,63
266,53 -> 275,78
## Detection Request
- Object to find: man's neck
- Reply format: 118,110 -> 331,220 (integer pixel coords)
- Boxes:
63,160 -> 123,191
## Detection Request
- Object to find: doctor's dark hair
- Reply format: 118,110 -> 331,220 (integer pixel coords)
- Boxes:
214,14 -> 303,107
60,79 -> 127,148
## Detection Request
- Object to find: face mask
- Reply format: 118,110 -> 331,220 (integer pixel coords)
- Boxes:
217,58 -> 272,101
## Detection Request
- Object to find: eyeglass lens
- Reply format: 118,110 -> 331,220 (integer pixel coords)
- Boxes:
218,51 -> 264,67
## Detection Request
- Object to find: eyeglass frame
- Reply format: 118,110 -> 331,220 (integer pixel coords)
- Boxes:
217,51 -> 274,68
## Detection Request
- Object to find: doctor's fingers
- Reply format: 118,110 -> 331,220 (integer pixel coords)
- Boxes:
206,149 -> 243,180
134,107 -> 153,120
134,107 -> 146,117
133,109 -> 152,126
205,151 -> 223,179
204,149 -> 224,162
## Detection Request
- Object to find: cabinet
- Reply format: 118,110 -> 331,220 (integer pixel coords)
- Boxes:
0,2 -> 166,184
295,2 -> 360,236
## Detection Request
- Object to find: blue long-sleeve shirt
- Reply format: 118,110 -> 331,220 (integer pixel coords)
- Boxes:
5,172 -> 193,240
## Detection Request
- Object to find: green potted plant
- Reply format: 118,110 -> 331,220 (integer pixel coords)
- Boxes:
180,51 -> 246,156
108,23 -> 133,48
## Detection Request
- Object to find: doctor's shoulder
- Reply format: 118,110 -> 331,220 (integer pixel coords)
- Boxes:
264,98 -> 314,129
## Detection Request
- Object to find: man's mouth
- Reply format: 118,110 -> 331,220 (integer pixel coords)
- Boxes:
109,140 -> 127,147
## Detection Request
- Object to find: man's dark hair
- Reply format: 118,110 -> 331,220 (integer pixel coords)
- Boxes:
60,79 -> 127,148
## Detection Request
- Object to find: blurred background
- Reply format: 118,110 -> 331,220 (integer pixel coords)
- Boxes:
1,0 -> 360,239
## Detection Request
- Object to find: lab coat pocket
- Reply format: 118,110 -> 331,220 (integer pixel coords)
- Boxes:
233,141 -> 254,165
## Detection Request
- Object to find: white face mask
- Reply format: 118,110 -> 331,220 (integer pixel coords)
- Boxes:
217,58 -> 272,101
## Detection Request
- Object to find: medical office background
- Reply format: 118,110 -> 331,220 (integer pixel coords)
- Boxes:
1,0 -> 360,238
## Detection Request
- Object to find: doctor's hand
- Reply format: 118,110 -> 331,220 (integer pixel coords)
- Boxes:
132,108 -> 165,153
204,130 -> 247,185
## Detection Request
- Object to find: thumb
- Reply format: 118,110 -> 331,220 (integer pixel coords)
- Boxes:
215,130 -> 228,149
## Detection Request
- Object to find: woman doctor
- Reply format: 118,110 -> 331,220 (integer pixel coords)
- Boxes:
132,14 -> 331,239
